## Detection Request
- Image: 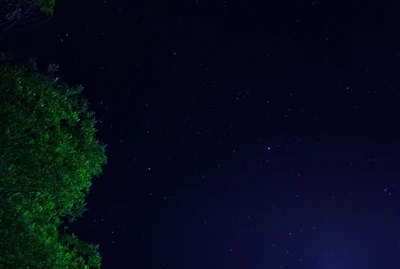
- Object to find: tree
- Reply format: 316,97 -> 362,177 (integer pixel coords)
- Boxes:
0,0 -> 55,35
0,51 -> 107,268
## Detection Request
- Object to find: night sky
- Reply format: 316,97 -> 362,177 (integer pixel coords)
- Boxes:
2,0 -> 400,268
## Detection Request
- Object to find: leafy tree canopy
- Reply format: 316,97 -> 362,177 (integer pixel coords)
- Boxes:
0,0 -> 56,35
0,51 -> 107,268
37,0 -> 56,16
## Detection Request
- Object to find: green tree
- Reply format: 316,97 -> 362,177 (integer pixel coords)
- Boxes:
0,51 -> 107,268
0,0 -> 55,35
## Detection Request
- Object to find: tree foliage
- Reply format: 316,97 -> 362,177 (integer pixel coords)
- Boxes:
0,51 -> 107,268
36,0 -> 55,16
0,0 -> 55,35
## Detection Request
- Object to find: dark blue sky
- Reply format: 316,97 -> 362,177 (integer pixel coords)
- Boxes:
3,0 -> 400,268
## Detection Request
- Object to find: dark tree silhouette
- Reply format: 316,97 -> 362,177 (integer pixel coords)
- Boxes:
0,0 -> 55,36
